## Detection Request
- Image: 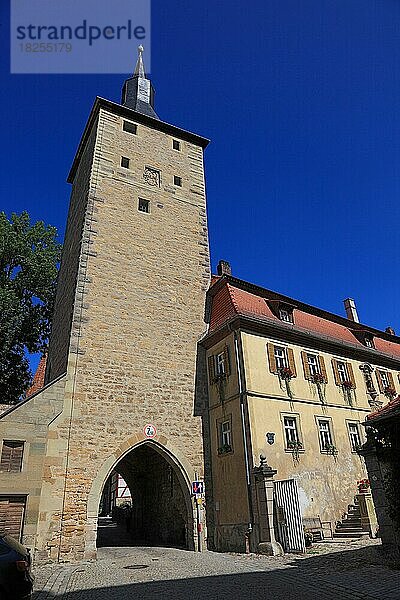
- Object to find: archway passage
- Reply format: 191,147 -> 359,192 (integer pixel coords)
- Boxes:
97,443 -> 193,550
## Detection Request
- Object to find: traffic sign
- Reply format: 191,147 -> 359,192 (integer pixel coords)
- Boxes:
192,481 -> 204,495
143,424 -> 157,438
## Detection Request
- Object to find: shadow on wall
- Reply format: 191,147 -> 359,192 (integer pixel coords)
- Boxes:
31,544 -> 400,600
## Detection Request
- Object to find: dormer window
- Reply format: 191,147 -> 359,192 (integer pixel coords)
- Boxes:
352,329 -> 375,349
266,300 -> 295,323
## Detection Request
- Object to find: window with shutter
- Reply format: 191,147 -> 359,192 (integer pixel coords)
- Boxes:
267,343 -> 278,373
318,355 -> 328,382
208,355 -> 216,384
376,370 -> 384,393
287,348 -> 297,377
0,441 -> 24,473
223,346 -> 231,376
301,351 -> 311,379
388,372 -> 395,391
347,363 -> 356,388
332,359 -> 341,385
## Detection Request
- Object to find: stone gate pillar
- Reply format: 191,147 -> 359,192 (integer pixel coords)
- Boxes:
252,455 -> 283,556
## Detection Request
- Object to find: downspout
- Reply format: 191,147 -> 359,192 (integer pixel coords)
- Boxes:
233,328 -> 254,550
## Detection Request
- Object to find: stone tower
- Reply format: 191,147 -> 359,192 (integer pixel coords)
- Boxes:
0,47 -> 210,561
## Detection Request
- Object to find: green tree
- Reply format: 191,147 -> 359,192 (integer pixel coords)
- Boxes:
0,211 -> 61,403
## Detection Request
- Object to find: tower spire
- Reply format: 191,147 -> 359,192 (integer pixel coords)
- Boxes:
121,45 -> 159,119
134,44 -> 146,78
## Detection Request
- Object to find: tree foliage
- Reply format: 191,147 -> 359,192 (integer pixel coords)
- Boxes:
0,212 -> 62,403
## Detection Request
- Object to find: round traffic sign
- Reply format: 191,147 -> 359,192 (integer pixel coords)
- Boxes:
143,424 -> 157,438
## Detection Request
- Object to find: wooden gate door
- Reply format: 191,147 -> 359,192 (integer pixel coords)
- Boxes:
0,496 -> 26,541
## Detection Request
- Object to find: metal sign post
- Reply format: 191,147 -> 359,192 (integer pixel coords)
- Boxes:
193,472 -> 204,552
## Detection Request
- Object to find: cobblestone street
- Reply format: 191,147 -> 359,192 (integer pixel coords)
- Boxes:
33,538 -> 400,600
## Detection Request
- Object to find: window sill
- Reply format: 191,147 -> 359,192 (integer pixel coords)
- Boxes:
284,448 -> 305,454
217,447 -> 233,456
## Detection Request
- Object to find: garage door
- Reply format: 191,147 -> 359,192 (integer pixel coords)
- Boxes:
0,497 -> 26,541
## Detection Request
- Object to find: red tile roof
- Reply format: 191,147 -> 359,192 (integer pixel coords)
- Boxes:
367,395 -> 400,422
374,337 -> 400,360
207,276 -> 400,361
26,355 -> 47,398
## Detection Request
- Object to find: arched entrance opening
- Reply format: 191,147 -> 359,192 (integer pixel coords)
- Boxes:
96,442 -> 194,550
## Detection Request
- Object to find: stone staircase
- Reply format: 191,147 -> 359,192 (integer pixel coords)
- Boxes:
334,498 -> 364,539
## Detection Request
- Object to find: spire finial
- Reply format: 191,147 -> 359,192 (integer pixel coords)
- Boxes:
134,44 -> 146,78
122,45 -> 159,119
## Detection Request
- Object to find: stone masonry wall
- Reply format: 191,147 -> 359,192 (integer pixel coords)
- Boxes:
46,119 -> 97,383
0,377 -> 66,556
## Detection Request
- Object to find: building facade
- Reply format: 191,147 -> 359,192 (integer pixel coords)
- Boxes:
0,47 -> 210,561
201,262 -> 400,553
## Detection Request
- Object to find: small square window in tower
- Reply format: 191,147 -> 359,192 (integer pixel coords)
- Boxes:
138,198 -> 150,214
173,140 -> 181,150
122,120 -> 137,135
0,441 -> 24,472
121,156 -> 130,168
174,175 -> 182,187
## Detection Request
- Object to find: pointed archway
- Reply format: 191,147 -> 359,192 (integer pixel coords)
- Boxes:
88,440 -> 195,555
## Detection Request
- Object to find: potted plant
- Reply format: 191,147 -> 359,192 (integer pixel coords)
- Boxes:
278,366 -> 294,399
312,372 -> 326,403
325,444 -> 338,457
357,478 -> 370,494
341,379 -> 354,406
287,440 -> 303,460
384,386 -> 396,400
218,443 -> 232,455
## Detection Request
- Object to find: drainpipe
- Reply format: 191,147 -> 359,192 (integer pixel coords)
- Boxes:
233,329 -> 254,550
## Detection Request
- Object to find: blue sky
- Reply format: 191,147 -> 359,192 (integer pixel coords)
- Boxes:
1,0 -> 400,376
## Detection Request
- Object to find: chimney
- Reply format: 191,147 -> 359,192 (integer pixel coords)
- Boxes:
217,260 -> 232,276
343,298 -> 359,323
385,326 -> 396,336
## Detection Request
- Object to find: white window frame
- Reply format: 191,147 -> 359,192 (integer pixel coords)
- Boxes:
138,198 -> 150,213
347,422 -> 361,452
379,370 -> 389,388
279,308 -> 292,323
317,418 -> 333,452
216,352 -> 226,376
307,353 -> 320,376
274,346 -> 288,370
220,420 -> 231,447
337,361 -> 348,383
283,416 -> 299,447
